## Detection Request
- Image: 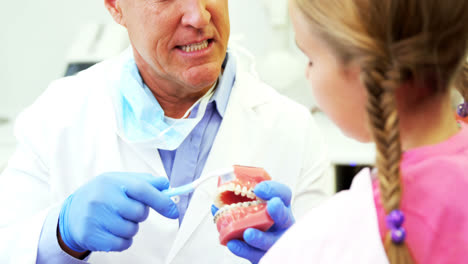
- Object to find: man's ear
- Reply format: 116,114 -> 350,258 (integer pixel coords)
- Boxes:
104,0 -> 126,27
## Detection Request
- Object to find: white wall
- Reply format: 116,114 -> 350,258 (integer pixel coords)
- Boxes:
0,0 -> 112,118
229,0 -> 316,109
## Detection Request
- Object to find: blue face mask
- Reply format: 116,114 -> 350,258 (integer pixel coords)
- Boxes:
114,55 -> 216,151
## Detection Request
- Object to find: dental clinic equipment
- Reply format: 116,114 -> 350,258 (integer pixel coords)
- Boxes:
162,167 -> 236,198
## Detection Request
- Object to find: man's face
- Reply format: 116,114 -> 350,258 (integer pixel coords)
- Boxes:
116,0 -> 230,91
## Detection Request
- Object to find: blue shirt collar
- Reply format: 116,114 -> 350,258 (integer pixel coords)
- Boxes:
210,52 -> 236,118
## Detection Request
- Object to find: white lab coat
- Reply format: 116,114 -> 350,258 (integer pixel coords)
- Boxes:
260,168 -> 389,264
0,49 -> 330,264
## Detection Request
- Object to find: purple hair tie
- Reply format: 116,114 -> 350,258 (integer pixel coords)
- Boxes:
457,102 -> 468,118
386,209 -> 406,244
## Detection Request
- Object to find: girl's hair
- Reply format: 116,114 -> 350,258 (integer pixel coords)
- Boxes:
294,0 -> 468,263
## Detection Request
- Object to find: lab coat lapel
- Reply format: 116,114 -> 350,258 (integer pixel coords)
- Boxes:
165,65 -> 272,263
125,143 -> 167,178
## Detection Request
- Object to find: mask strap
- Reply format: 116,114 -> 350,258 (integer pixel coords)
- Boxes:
181,79 -> 218,119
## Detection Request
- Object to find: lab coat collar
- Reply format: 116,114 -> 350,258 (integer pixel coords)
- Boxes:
111,46 -> 274,176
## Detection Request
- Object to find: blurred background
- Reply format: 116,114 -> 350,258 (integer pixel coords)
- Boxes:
1,0 -> 377,193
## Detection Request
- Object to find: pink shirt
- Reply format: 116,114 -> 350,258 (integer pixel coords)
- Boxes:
374,123 -> 468,263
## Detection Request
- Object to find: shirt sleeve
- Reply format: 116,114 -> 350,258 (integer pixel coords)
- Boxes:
36,207 -> 91,264
291,113 -> 333,220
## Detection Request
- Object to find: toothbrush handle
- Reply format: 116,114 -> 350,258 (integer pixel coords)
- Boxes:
162,184 -> 195,197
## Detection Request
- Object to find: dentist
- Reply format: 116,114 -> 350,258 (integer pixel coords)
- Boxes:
0,0 -> 330,263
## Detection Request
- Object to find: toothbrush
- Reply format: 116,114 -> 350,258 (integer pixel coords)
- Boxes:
162,167 -> 236,197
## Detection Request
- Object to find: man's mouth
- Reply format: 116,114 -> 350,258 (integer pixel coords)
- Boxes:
177,39 -> 213,53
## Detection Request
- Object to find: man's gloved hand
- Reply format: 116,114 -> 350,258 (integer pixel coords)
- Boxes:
212,181 -> 295,264
58,172 -> 179,253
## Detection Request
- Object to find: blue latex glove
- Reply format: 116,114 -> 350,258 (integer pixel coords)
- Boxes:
58,172 -> 179,253
212,181 -> 295,264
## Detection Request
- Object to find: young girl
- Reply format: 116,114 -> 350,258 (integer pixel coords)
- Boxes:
260,0 -> 468,263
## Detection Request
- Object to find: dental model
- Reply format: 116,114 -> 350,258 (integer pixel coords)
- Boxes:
213,165 -> 274,246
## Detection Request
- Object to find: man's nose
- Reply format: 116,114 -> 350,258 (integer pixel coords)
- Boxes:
181,0 -> 211,29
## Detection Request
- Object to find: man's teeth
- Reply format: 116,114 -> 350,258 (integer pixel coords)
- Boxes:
180,40 -> 209,52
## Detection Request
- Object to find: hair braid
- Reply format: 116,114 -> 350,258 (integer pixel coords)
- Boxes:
455,61 -> 468,102
361,60 -> 414,263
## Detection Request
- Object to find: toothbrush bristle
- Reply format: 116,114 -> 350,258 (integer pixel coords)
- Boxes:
219,171 -> 236,183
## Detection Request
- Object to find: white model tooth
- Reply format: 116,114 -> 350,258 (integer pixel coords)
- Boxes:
235,185 -> 241,195
228,183 -> 235,191
213,198 -> 221,209
214,207 -> 224,222
241,186 -> 248,196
